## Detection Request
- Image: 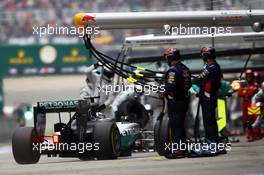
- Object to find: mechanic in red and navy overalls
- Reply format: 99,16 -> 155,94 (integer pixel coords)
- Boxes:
164,48 -> 191,158
196,47 -> 222,143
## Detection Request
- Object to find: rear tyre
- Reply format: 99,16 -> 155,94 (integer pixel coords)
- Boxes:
154,119 -> 171,156
12,127 -> 40,164
93,122 -> 120,160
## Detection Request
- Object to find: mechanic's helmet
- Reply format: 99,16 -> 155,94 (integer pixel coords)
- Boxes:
254,71 -> 261,84
164,48 -> 181,60
86,68 -> 103,84
200,47 -> 216,61
164,48 -> 181,66
245,69 -> 254,83
103,67 -> 114,81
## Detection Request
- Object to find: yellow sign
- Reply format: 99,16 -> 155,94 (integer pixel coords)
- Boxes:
63,48 -> 86,63
217,99 -> 227,132
9,50 -> 33,65
248,106 -> 261,115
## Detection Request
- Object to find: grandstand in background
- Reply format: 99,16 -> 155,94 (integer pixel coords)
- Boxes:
0,0 -> 263,46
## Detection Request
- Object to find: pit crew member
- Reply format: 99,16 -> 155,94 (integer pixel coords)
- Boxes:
237,69 -> 258,141
193,47 -> 222,152
164,48 -> 191,158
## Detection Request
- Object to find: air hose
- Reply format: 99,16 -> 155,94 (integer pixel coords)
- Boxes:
83,34 -> 165,91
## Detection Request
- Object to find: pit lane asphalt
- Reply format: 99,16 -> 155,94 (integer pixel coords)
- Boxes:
0,137 -> 264,175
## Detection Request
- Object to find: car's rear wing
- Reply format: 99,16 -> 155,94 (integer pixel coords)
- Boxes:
32,97 -> 100,136
33,97 -> 100,114
34,100 -> 79,113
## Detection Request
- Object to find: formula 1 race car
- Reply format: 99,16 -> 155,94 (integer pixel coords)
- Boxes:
12,97 -> 150,164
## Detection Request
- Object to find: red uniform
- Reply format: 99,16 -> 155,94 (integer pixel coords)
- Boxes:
238,83 -> 259,142
237,69 -> 259,142
237,83 -> 258,125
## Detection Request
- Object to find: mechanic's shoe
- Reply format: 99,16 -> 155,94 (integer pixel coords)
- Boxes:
189,138 -> 218,158
246,129 -> 255,142
216,139 -> 230,155
165,150 -> 187,159
189,149 -> 217,158
215,147 -> 227,155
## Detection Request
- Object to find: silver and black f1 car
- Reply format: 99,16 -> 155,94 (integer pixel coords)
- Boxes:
12,97 -> 150,164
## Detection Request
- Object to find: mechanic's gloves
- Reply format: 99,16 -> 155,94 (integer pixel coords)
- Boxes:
167,91 -> 175,99
97,104 -> 106,111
